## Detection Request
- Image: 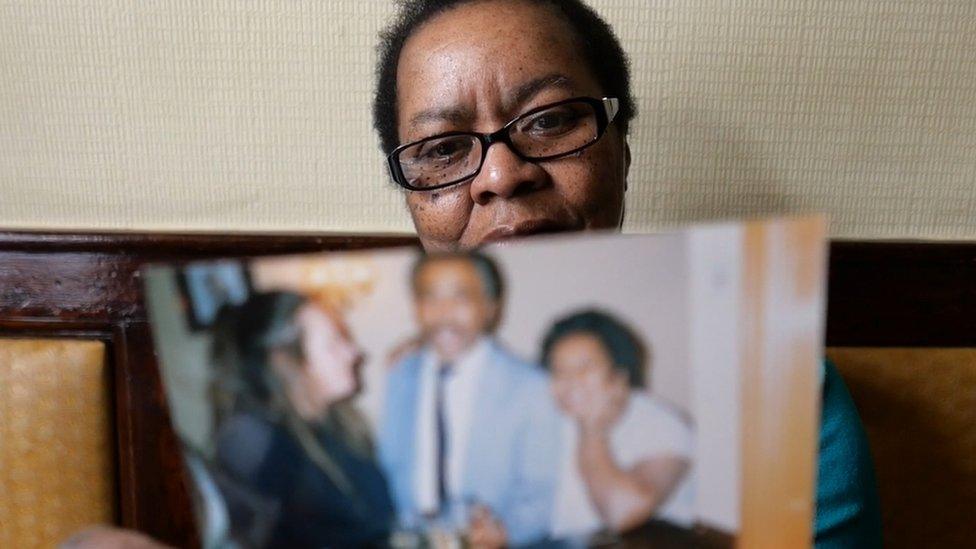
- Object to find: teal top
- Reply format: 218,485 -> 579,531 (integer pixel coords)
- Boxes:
815,361 -> 883,548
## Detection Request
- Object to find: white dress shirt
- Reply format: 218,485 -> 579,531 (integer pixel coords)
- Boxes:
414,337 -> 491,515
551,391 -> 695,537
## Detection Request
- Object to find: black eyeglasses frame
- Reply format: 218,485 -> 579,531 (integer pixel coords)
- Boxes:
387,96 -> 620,192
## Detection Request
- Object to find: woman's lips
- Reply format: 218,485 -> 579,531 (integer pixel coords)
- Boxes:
479,219 -> 578,244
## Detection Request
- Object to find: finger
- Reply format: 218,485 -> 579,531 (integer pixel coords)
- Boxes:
481,521 -> 506,548
467,522 -> 493,547
468,506 -> 491,532
467,525 -> 483,544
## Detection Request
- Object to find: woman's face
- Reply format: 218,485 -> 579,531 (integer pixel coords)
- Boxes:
549,332 -> 618,414
395,0 -> 629,252
277,304 -> 362,419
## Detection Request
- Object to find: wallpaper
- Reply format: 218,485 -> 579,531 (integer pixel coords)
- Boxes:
1,1 -> 974,238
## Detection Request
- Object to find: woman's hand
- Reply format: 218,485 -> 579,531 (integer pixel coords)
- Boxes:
466,504 -> 507,548
60,526 -> 173,549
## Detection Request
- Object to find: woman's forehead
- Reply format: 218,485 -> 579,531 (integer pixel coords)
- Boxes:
298,304 -> 339,334
395,0 -> 597,118
403,73 -> 579,131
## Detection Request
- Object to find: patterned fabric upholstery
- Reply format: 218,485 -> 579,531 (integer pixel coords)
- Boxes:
0,339 -> 116,548
828,348 -> 976,549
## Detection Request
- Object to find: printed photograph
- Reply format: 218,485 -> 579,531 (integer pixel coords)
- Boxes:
144,219 -> 826,548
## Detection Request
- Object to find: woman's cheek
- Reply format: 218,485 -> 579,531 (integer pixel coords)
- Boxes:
407,189 -> 472,245
331,346 -> 360,396
552,379 -> 572,412
568,385 -> 589,413
571,143 -> 625,227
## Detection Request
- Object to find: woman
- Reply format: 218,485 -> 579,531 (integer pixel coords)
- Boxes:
541,309 -> 693,539
206,291 -> 394,548
65,1 -> 880,546
374,1 -> 880,546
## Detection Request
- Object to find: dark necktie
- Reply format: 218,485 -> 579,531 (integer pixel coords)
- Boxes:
435,362 -> 453,512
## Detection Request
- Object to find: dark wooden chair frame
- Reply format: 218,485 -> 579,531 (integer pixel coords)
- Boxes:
2,231 -> 974,546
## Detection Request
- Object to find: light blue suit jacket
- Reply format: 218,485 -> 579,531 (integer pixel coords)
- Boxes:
378,340 -> 560,545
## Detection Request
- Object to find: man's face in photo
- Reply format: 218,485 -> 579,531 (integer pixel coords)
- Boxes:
413,258 -> 498,362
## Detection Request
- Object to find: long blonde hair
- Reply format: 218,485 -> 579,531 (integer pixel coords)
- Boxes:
210,291 -> 373,499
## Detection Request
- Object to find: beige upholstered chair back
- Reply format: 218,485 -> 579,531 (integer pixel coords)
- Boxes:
828,348 -> 976,549
0,339 -> 116,548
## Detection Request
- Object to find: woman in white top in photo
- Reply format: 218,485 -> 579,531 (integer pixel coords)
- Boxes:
540,309 -> 694,540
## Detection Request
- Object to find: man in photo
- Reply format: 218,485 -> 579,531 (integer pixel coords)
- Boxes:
379,251 -> 560,547
541,309 -> 693,539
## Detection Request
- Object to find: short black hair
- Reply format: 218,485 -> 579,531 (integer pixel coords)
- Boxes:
373,0 -> 635,156
411,250 -> 505,301
540,308 -> 647,388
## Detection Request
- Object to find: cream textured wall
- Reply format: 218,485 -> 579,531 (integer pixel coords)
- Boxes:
1,1 -> 974,238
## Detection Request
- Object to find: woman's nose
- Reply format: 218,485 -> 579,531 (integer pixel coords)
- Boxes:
468,141 -> 550,205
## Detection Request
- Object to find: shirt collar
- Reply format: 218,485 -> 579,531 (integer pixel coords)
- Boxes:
422,335 -> 492,377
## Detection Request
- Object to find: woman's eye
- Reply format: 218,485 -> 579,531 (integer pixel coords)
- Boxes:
432,142 -> 459,156
534,114 -> 566,129
525,109 -> 581,135
416,138 -> 471,163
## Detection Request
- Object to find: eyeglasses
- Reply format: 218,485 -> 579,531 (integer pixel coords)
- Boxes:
387,96 -> 620,192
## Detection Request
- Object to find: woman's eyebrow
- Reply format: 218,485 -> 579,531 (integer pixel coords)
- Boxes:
509,73 -> 575,108
409,106 -> 472,128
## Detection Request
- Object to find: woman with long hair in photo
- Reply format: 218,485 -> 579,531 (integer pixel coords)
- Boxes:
206,290 -> 394,548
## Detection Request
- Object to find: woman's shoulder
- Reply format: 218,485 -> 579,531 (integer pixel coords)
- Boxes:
626,391 -> 692,431
617,391 -> 693,461
815,360 -> 883,547
215,412 -> 291,480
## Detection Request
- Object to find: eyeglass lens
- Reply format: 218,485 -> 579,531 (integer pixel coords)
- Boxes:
396,100 -> 599,189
